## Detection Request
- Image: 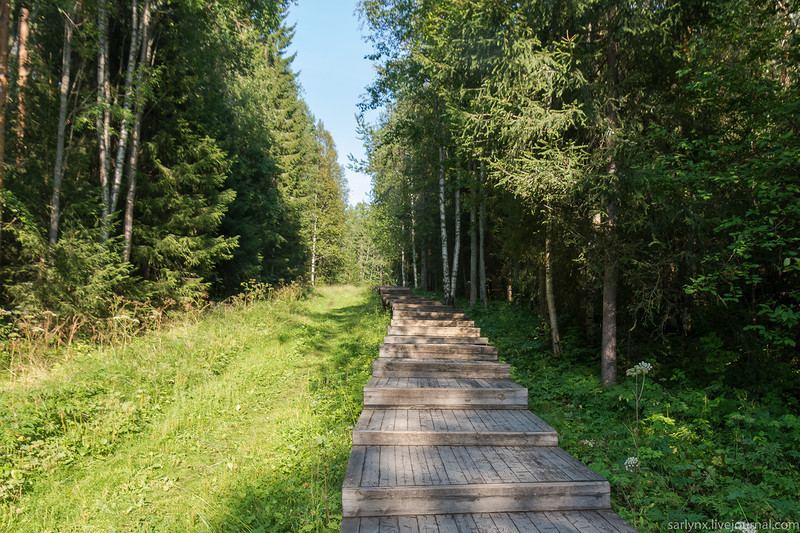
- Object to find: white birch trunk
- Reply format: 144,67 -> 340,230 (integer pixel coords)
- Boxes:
111,0 -> 141,214
98,0 -> 111,241
410,194 -> 418,288
449,181 -> 461,305
50,11 -> 74,256
123,0 -> 152,263
439,146 -> 451,303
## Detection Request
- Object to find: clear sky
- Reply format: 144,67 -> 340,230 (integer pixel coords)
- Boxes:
286,0 -> 378,206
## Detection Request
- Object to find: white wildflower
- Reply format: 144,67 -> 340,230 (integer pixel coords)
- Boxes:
626,361 -> 653,377
624,456 -> 639,472
735,522 -> 756,533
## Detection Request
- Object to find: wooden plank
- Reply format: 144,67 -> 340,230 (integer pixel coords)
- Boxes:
437,446 -> 468,485
360,517 -> 380,532
396,409 -> 408,431
487,513 -> 523,533
434,515 -> 461,533
398,516 -> 418,533
442,408 -> 460,431
422,445 -> 445,485
453,513 -> 479,532
409,444 -> 431,485
396,446 -> 414,486
379,445 -> 396,487
418,515 -> 440,533
509,512 -> 545,533
561,510 -> 602,532
361,446 -> 381,487
479,446 -> 517,482
518,447 -> 565,482
365,409 -> 384,431
340,518 -> 360,533
464,446 -> 502,483
525,512 -> 563,533
343,445 -> 366,487
495,446 -> 539,482
432,409 -> 447,432
543,511 -> 582,533
452,446 -> 486,484
379,516 -> 400,533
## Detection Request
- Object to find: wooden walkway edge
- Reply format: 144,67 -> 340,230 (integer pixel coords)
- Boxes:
341,287 -> 637,533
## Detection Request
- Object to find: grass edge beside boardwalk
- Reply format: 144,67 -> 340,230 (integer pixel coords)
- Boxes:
1,285 -> 388,532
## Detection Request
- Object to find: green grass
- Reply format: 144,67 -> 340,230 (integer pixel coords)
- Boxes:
0,285 -> 389,532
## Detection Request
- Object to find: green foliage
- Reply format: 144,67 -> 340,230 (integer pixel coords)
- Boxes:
460,297 -> 800,531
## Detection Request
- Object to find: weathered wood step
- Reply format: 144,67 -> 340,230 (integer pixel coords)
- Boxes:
391,319 -> 475,327
363,377 -> 527,409
392,311 -> 471,320
341,509 -> 637,532
372,359 -> 510,378
386,326 -> 483,337
379,343 -> 498,360
391,304 -> 451,312
383,335 -> 489,345
353,408 -> 558,446
342,445 -> 610,517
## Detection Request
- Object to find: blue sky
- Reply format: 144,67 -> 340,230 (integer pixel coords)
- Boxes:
287,0 -> 379,206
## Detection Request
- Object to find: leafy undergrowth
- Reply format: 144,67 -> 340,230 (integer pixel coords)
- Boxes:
455,298 -> 800,532
0,285 -> 388,532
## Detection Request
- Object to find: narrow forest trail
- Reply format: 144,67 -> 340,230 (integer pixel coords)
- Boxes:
341,287 -> 637,532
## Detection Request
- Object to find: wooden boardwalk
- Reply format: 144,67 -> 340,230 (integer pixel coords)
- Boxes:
341,287 -> 636,532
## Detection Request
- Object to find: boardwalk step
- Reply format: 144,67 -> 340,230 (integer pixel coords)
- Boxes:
342,445 -> 610,517
363,377 -> 527,409
383,335 -> 489,345
353,408 -> 558,446
379,343 -> 498,360
386,326 -> 482,337
372,358 -> 510,378
391,319 -> 475,327
392,311 -> 471,320
341,509 -> 638,533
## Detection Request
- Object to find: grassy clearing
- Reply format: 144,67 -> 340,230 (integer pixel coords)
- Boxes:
0,285 -> 388,532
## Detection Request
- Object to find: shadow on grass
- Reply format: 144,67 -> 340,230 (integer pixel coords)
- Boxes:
210,289 -> 389,532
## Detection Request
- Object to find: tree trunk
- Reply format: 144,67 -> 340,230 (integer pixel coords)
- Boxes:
311,217 -> 317,286
50,10 -> 75,257
410,194 -> 418,288
98,0 -> 111,241
601,31 -> 620,387
439,146 -> 451,303
421,247 -> 428,291
545,221 -> 562,354
110,0 -> 141,214
123,0 -> 152,263
478,161 -> 487,306
400,243 -> 406,287
449,180 -> 461,305
0,0 -> 9,252
470,164 -> 478,306
15,5 -> 30,163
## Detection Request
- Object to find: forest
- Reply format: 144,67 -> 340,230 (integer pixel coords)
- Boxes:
0,0 -> 355,324
357,0 -> 799,391
0,0 -> 798,530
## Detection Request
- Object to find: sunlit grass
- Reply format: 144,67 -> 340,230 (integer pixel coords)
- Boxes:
0,285 -> 388,532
